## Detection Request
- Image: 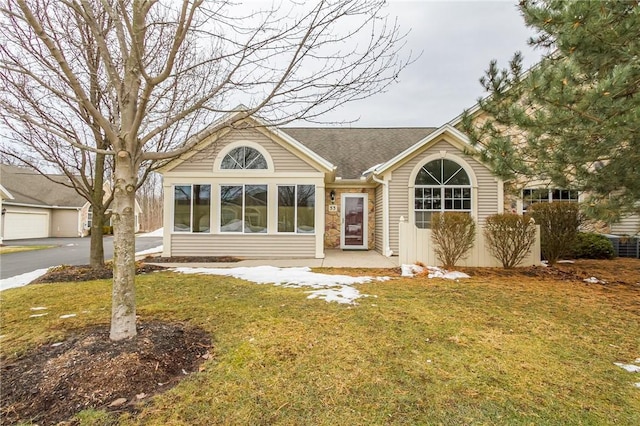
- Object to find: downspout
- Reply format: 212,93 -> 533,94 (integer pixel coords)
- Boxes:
371,173 -> 393,257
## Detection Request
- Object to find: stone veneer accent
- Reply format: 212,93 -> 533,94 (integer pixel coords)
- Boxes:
324,188 -> 375,250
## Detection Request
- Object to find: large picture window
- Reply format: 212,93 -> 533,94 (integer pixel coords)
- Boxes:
277,185 -> 315,233
414,159 -> 471,229
173,184 -> 211,233
221,146 -> 267,170
220,184 -> 268,233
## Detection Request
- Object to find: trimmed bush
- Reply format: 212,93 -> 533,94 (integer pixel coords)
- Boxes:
571,232 -> 615,259
528,202 -> 582,265
430,212 -> 476,269
484,213 -> 537,268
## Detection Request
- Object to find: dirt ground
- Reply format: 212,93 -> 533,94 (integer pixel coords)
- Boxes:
1,258 -> 638,425
1,321 -> 211,426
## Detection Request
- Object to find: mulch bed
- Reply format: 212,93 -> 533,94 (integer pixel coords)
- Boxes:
30,263 -> 168,284
1,321 -> 212,426
145,256 -> 241,263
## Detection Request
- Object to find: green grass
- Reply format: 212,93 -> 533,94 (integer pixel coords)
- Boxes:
1,270 -> 639,425
0,245 -> 55,255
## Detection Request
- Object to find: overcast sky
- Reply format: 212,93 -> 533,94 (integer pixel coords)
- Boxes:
310,0 -> 544,127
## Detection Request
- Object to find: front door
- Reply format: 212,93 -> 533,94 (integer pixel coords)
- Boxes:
341,193 -> 367,250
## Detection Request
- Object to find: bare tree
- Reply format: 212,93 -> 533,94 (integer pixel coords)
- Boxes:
0,0 -> 412,340
137,171 -> 163,232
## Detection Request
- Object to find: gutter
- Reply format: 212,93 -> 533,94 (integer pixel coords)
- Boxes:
3,201 -> 81,210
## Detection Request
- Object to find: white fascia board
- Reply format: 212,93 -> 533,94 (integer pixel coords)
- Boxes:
0,184 -> 14,200
373,124 -> 477,176
3,201 -> 80,210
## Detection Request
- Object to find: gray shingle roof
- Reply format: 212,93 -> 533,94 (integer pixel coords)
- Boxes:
0,164 -> 87,207
282,128 -> 437,179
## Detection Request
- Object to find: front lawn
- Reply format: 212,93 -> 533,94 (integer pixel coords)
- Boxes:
0,245 -> 55,255
1,260 -> 639,425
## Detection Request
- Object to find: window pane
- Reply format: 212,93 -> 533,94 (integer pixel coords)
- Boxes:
220,185 -> 243,232
221,146 -> 267,170
297,185 -> 315,233
174,185 -> 191,232
416,161 -> 440,185
245,185 -> 267,233
415,211 -> 431,229
443,159 -> 470,185
192,185 -> 211,233
278,186 -> 295,232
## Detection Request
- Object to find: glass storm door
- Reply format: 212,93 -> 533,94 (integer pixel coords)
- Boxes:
341,194 -> 367,249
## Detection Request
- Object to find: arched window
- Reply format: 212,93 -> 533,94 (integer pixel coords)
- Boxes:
414,158 -> 471,228
221,146 -> 267,170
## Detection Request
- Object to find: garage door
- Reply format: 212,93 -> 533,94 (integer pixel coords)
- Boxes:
3,210 -> 50,240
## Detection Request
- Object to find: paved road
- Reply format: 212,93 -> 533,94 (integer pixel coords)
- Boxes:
0,236 -> 163,279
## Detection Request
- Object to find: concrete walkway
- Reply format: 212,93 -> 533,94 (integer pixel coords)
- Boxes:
152,249 -> 399,269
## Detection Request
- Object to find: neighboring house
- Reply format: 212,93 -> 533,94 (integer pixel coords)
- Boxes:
0,164 -> 142,241
159,110 -> 541,267
0,183 -> 14,244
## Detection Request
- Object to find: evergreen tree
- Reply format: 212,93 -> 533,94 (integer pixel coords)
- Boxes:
462,0 -> 640,220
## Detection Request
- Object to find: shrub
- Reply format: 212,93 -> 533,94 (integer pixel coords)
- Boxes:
430,212 -> 476,269
528,202 -> 582,265
102,226 -> 113,235
571,232 -> 615,259
484,213 -> 537,268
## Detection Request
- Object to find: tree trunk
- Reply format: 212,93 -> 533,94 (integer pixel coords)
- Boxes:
89,206 -> 106,267
109,154 -> 138,340
89,152 -> 107,267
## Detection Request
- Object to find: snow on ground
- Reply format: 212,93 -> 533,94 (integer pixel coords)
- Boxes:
401,264 -> 470,280
0,269 -> 50,292
172,265 -> 390,304
614,362 -> 640,373
0,244 -> 163,292
139,228 -> 163,237
135,245 -> 163,256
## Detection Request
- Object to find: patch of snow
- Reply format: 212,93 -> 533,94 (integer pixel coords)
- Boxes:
135,245 -> 163,256
172,266 -> 389,304
30,306 -> 47,311
139,228 -> 163,237
636,358 -> 640,364
306,285 -> 365,304
614,362 -> 640,373
556,260 -> 575,264
635,382 -> 640,389
0,268 -> 50,292
51,342 -> 64,347
59,314 -> 77,319
401,264 -> 424,277
401,264 -> 470,280
584,276 -> 606,284
66,243 -> 75,247
29,313 -> 48,318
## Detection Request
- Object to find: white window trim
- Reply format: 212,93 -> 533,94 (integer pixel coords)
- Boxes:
276,184 -> 316,235
214,140 -> 274,172
172,184 -> 212,234
409,152 -> 478,228
219,184 -> 268,234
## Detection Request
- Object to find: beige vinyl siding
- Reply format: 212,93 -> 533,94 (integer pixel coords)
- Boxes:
171,234 -> 316,257
611,214 -> 640,235
51,209 -> 79,237
172,128 -> 315,173
374,185 -> 383,253
387,138 -> 499,254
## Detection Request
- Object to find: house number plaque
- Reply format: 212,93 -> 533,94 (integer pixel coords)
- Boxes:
328,205 -> 338,212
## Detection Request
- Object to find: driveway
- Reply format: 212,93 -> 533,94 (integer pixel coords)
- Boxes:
0,235 -> 163,279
